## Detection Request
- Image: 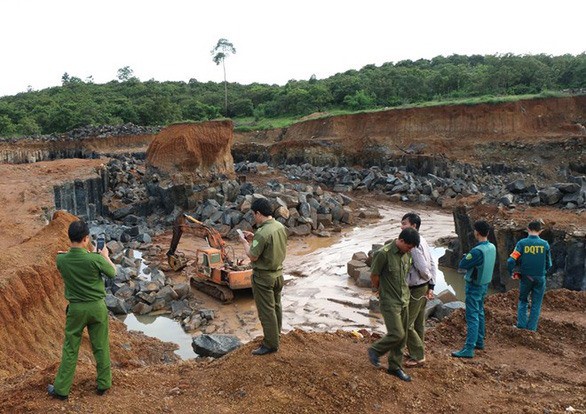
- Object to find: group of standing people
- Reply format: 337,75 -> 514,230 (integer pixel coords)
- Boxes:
48,198 -> 288,400
367,215 -> 552,382
49,206 -> 551,397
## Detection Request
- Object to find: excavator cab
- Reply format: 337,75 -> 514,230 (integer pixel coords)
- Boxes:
201,249 -> 222,269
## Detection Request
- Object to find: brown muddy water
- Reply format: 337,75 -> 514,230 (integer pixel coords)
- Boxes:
121,204 -> 465,359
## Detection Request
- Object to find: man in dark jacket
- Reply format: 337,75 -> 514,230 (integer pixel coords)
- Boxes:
507,220 -> 552,331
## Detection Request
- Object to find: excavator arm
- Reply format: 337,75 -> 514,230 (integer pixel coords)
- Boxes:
166,213 -> 231,271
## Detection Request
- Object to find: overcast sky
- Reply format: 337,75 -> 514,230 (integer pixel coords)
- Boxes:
1,0 -> 584,97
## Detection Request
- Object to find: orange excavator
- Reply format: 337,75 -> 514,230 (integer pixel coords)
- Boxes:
166,213 -> 252,302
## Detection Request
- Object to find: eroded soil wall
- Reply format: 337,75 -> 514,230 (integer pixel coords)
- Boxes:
146,120 -> 235,178
235,96 -> 586,173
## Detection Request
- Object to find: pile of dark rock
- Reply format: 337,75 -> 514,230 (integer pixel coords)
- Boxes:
190,179 -> 361,239
496,177 -> 585,210
8,123 -> 160,142
61,123 -> 160,140
89,224 -> 215,333
272,162 -> 586,210
101,156 -> 382,240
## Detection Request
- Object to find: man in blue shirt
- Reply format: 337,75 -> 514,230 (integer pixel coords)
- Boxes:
507,220 -> 552,331
452,220 -> 496,359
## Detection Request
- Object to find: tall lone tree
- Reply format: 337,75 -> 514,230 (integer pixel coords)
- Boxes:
211,38 -> 236,116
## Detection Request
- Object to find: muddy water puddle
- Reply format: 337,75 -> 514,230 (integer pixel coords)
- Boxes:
119,313 -> 195,359
121,204 -> 465,359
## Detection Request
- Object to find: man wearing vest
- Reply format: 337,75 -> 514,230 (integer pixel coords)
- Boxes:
367,227 -> 420,382
240,198 -> 287,356
48,220 -> 116,400
507,220 -> 552,331
452,220 -> 496,359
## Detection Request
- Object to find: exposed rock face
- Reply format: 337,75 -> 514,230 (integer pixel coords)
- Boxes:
234,96 -> 586,181
146,121 -> 235,179
443,205 -> 586,292
53,174 -> 107,221
0,125 -> 156,164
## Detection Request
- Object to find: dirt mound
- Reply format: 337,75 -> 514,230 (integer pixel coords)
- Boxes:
146,120 -> 235,178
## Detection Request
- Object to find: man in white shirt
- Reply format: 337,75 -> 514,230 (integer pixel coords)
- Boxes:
400,213 -> 437,367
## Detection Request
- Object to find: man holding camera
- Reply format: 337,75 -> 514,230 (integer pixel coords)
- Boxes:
48,220 -> 116,400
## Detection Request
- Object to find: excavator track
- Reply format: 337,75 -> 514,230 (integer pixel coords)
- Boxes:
190,277 -> 234,303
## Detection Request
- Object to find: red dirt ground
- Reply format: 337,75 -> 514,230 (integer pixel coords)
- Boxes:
0,160 -> 584,413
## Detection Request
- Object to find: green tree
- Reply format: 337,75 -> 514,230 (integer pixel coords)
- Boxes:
16,116 -> 41,135
211,38 -> 236,115
117,66 -> 134,82
343,90 -> 374,110
0,115 -> 16,136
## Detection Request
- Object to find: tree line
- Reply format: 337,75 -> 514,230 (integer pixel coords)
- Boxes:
0,53 -> 585,137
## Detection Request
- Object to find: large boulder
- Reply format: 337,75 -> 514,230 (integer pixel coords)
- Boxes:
347,260 -> 368,280
433,301 -> 466,320
192,334 -> 242,358
105,294 -> 128,315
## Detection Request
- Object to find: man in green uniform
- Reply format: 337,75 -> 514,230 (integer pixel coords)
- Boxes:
507,220 -> 552,331
48,220 -> 116,400
367,227 -> 420,382
400,213 -> 437,368
240,198 -> 287,356
452,220 -> 496,359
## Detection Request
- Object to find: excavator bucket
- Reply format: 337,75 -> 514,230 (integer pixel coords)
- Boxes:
168,254 -> 187,272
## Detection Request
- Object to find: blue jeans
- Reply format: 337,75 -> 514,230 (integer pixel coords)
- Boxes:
517,276 -> 546,331
464,282 -> 489,349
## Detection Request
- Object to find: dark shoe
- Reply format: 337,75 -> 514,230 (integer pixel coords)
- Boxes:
252,345 -> 277,356
387,368 -> 412,382
475,344 -> 485,350
367,348 -> 381,368
47,384 -> 68,400
452,348 -> 474,358
96,388 -> 109,396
